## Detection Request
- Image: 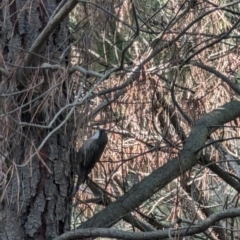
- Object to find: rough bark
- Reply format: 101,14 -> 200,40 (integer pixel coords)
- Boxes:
0,1 -> 77,239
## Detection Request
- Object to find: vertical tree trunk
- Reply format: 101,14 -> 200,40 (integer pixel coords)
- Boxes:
0,1 -> 76,239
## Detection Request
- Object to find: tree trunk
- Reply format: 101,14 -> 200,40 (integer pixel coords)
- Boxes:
0,1 -> 76,239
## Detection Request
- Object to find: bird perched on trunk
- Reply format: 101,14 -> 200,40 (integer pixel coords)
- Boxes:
73,129 -> 108,194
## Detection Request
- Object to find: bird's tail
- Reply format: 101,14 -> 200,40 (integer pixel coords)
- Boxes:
73,168 -> 88,195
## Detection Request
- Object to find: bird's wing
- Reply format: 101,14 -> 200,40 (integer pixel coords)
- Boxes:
78,138 -> 96,166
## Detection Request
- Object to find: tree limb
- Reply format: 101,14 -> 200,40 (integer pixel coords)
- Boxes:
24,0 -> 78,66
54,207 -> 240,240
80,100 -> 240,228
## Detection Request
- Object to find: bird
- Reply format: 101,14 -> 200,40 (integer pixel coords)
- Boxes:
73,129 -> 108,194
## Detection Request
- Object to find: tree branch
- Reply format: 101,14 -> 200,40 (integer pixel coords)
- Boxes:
80,100 -> 240,228
24,0 -> 78,66
191,61 -> 240,95
54,207 -> 240,240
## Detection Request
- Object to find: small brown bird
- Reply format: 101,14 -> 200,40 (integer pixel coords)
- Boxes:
73,129 -> 108,194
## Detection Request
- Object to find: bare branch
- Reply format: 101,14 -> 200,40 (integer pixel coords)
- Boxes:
80,100 -> 240,228
54,207 -> 240,240
191,61 -> 240,95
24,0 -> 78,65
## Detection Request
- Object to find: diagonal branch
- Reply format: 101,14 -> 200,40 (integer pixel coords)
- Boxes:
191,61 -> 240,95
24,0 -> 78,66
80,100 -> 240,228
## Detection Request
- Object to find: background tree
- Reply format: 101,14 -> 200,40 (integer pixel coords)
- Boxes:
1,0 -> 240,240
